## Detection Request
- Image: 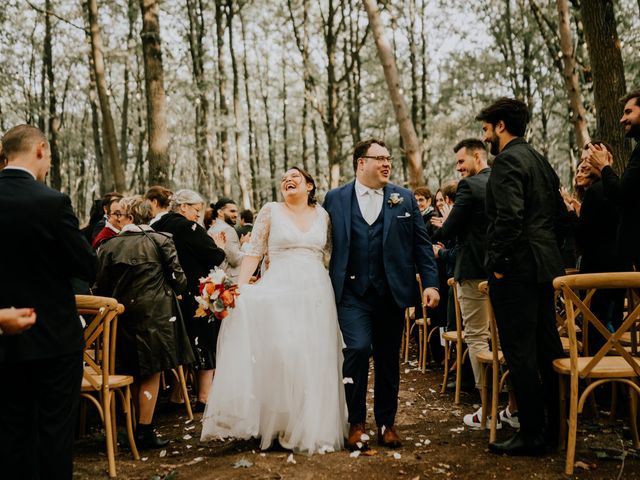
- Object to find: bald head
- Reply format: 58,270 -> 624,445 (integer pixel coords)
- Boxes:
0,125 -> 50,181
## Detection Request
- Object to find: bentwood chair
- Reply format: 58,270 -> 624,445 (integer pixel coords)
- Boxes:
77,295 -> 139,478
476,282 -> 509,443
552,273 -> 640,475
402,274 -> 429,371
440,278 -> 468,404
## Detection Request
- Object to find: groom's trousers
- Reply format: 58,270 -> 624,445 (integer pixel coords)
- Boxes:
0,350 -> 83,480
338,285 -> 404,427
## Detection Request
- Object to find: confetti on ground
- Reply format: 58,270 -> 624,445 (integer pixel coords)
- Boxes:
286,453 -> 296,464
233,458 -> 254,469
185,425 -> 195,431
393,453 -> 402,459
141,457 -> 148,462
183,434 -> 192,440
185,457 -> 204,465
350,451 -> 361,458
449,427 -> 464,433
159,450 -> 166,458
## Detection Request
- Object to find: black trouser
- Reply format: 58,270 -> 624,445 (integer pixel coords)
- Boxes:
489,279 -> 565,438
0,350 -> 83,480
338,285 -> 405,427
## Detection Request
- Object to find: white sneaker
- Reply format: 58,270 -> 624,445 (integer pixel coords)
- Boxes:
463,407 -> 502,430
498,406 -> 520,428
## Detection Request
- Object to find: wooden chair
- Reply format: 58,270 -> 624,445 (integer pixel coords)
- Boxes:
164,366 -> 194,421
77,295 -> 140,478
476,282 -> 509,442
440,278 -> 468,404
402,274 -> 429,371
551,273 -> 640,475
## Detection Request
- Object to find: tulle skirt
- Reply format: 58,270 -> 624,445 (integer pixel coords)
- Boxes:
200,251 -> 348,453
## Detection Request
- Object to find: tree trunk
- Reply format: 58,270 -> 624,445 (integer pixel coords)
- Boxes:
323,0 -> 341,188
186,0 -> 211,197
581,0 -> 629,173
139,0 -> 171,187
240,13 -> 258,208
556,0 -> 590,149
87,0 -> 126,192
363,0 -> 423,189
281,50 -> 289,171
44,0 -> 62,190
120,0 -> 137,171
215,1 -> 231,197
227,2 -> 251,208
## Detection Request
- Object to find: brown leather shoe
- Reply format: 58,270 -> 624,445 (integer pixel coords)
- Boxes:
378,425 -> 402,448
345,423 -> 369,451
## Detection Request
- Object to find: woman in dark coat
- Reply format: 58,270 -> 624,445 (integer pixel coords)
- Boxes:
150,188 -> 226,412
95,195 -> 194,448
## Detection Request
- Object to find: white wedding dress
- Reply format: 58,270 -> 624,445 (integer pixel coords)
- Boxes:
200,202 -> 347,453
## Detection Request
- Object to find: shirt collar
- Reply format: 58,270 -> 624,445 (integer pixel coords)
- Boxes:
120,224 -> 153,234
3,166 -> 36,180
149,211 -> 169,225
354,179 -> 383,196
105,221 -> 120,234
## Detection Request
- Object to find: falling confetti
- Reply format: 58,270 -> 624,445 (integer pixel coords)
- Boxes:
143,391 -> 152,400
360,433 -> 370,442
286,453 -> 296,464
342,377 -> 354,384
169,316 -> 176,322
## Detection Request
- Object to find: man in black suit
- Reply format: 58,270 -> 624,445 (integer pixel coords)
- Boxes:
432,139 -> 498,427
586,89 -> 640,270
0,125 -> 97,479
477,99 -> 565,455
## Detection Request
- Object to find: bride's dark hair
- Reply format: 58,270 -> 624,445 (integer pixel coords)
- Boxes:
290,166 -> 317,206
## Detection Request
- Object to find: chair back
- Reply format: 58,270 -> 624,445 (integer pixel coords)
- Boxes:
478,282 -> 500,364
415,273 -> 428,325
76,295 -> 125,391
553,273 -> 640,379
447,278 -> 463,343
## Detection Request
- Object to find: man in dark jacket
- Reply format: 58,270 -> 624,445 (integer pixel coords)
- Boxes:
0,124 -> 97,479
586,89 -> 640,270
477,99 -> 565,456
433,139 -> 501,428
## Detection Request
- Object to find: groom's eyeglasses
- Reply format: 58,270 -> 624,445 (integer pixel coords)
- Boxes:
361,155 -> 393,165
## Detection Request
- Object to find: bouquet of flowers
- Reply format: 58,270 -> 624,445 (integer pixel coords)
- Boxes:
194,267 -> 240,321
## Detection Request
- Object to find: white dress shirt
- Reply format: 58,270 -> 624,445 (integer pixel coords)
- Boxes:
354,179 -> 383,225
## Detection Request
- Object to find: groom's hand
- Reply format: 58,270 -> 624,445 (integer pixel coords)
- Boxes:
422,287 -> 440,308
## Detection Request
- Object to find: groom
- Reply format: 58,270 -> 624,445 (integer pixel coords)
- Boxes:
324,138 -> 440,450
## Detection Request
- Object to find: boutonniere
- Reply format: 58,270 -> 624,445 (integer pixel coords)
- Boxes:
388,193 -> 404,207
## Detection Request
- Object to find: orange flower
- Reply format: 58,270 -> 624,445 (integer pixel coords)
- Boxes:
214,309 -> 229,320
220,290 -> 235,308
205,282 -> 215,296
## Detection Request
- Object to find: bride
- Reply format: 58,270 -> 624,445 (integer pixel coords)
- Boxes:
200,167 -> 347,453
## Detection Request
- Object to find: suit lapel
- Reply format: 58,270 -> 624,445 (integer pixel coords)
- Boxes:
383,184 -> 394,245
340,182 -> 354,245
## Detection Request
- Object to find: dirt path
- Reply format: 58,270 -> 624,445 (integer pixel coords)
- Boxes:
74,357 -> 640,479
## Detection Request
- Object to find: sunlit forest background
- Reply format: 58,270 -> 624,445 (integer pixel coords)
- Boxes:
1,0 -> 638,220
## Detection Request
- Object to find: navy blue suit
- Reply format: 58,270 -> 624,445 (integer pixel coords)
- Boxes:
324,181 -> 438,426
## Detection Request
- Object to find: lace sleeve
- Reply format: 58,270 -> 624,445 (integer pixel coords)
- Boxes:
322,207 -> 332,268
245,202 -> 272,258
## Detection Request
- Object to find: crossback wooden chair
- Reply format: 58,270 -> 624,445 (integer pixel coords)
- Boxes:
551,273 -> 640,475
402,274 -> 429,371
440,278 -> 468,404
476,282 -> 509,442
77,295 -> 140,478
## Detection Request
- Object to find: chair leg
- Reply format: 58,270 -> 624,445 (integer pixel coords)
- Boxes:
454,344 -> 462,405
103,390 -> 117,478
110,394 -> 118,455
565,377 -> 579,475
440,341 -> 450,394
177,366 -> 194,421
123,386 -> 140,460
480,364 -> 488,430
489,360 -> 499,443
421,324 -> 428,373
629,385 -> 640,448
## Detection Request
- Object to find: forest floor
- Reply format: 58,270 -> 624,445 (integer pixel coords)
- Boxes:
74,347 -> 640,480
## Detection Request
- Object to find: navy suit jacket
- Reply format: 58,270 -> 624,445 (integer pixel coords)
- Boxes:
0,168 -> 97,362
324,181 -> 439,307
